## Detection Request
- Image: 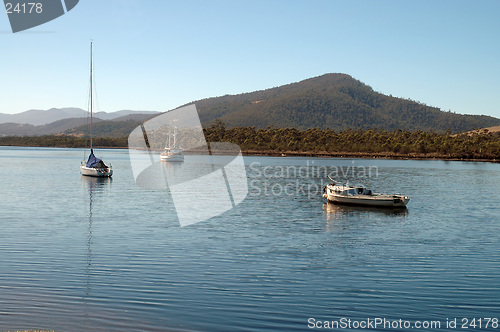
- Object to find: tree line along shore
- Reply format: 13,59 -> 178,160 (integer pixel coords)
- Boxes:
1,122 -> 500,161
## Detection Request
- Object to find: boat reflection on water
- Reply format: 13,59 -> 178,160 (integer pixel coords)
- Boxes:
82,175 -> 113,189
80,176 -> 112,327
323,202 -> 408,221
134,154 -> 214,189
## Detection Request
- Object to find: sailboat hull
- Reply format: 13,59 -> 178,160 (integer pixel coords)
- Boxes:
81,165 -> 113,177
160,154 -> 184,162
160,147 -> 184,162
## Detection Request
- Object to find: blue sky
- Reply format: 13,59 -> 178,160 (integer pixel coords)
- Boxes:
1,0 -> 500,118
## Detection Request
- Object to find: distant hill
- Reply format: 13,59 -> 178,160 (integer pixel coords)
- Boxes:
193,73 -> 500,132
0,118 -> 102,136
0,109 -> 160,137
93,110 -> 158,121
0,108 -> 159,126
109,113 -> 159,122
64,119 -> 145,138
0,114 -> 158,137
0,108 -> 85,126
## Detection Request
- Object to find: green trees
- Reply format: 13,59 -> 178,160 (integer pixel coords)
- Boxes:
203,121 -> 500,160
0,135 -> 126,148
2,122 -> 500,160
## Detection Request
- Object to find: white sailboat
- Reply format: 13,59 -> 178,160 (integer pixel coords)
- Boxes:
160,125 -> 184,162
80,42 -> 113,178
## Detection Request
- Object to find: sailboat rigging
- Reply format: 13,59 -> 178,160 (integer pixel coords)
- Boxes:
80,42 -> 113,177
160,124 -> 184,162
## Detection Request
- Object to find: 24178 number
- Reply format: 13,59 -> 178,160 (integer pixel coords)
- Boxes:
461,318 -> 499,329
5,2 -> 43,14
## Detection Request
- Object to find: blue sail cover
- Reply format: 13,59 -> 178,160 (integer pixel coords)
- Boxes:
86,150 -> 106,168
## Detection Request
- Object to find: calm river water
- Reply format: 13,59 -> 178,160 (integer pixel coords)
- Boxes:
0,147 -> 499,331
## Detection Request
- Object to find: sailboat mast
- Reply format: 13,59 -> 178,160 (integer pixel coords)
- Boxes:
168,126 -> 171,148
173,126 -> 177,147
89,41 -> 93,152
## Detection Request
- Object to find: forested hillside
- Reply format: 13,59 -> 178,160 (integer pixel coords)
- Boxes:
64,119 -> 143,137
194,74 -> 500,132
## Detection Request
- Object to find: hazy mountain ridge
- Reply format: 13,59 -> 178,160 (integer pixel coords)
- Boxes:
0,108 -> 159,126
0,108 -> 84,126
0,113 -> 158,137
0,118 -> 101,136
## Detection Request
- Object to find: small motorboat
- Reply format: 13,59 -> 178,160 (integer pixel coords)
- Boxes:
323,179 -> 409,208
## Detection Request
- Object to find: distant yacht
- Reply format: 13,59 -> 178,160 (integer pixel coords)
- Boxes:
160,124 -> 184,162
80,42 -> 113,177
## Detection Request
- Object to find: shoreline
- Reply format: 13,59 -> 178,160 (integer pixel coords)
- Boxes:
1,144 -> 498,163
241,149 -> 500,162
